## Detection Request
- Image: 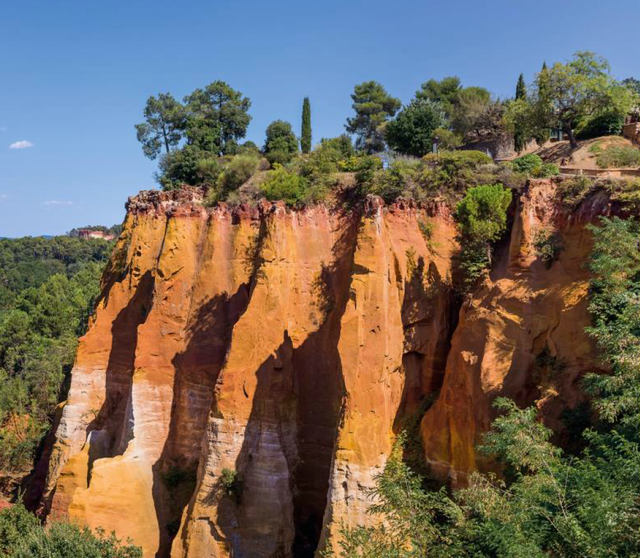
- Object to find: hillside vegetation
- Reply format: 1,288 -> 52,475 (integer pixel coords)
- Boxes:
0,237 -> 113,478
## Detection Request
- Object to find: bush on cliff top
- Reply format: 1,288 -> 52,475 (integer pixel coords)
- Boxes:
260,165 -> 308,206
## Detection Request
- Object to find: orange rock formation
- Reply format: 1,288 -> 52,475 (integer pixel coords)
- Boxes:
40,180 -> 609,557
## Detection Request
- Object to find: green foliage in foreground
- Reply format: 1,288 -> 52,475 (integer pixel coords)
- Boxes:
0,237 -> 111,473
0,503 -> 142,558
330,216 -> 640,558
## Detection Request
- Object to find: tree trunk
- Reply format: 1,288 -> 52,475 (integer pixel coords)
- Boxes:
565,124 -> 578,150
163,126 -> 170,154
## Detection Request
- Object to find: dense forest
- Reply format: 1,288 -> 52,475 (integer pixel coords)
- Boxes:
0,236 -> 113,475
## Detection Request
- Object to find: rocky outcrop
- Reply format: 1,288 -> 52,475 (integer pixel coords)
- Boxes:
40,181 -> 611,557
41,188 -> 458,557
421,180 -> 609,483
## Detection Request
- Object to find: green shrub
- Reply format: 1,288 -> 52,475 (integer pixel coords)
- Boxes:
218,155 -> 260,193
420,150 -> 493,195
369,159 -> 420,203
195,158 -> 222,185
17,522 -> 142,558
455,183 -> 512,290
219,468 -> 243,504
320,134 -> 354,159
265,148 -> 293,166
0,502 -> 39,555
610,178 -> 640,211
353,156 -> 383,189
156,146 -> 203,190
533,228 -> 563,264
432,127 -> 462,150
264,120 -> 298,165
456,183 -> 513,243
418,220 -> 434,241
576,110 -> 625,140
509,153 -> 543,175
236,141 -> 261,156
558,176 -> 595,206
385,99 -> 445,157
0,503 -> 142,558
260,165 -> 308,206
537,163 -> 560,177
298,145 -> 341,190
595,145 -> 640,168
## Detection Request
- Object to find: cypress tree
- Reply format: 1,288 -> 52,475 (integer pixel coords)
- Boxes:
534,62 -> 551,145
301,97 -> 312,153
514,73 -> 527,153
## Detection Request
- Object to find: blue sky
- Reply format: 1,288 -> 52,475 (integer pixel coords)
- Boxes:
0,0 -> 638,237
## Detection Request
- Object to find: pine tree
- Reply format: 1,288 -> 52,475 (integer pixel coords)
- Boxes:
301,97 -> 312,153
514,73 -> 527,153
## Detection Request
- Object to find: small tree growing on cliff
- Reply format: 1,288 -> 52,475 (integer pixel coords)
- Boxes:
455,183 -> 512,289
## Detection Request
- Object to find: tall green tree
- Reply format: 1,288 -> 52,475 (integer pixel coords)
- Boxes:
301,97 -> 312,153
263,120 -> 298,165
135,93 -> 185,159
534,52 -> 636,148
345,81 -> 401,153
450,87 -> 505,143
183,81 -> 251,155
514,73 -> 527,153
416,76 -> 462,119
532,62 -> 552,145
385,99 -> 445,157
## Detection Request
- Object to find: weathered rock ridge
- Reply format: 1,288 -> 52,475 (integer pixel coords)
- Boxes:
40,181 -> 610,557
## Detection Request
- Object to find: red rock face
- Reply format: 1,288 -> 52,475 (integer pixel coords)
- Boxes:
41,182 -> 609,557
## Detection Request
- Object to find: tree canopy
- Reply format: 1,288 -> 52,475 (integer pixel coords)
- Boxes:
264,120 -> 298,165
135,93 -> 185,160
508,52 -> 638,149
345,81 -> 401,153
386,99 -> 445,157
183,81 -> 252,155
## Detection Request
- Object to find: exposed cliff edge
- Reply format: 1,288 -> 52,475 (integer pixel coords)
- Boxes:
38,180 -> 613,557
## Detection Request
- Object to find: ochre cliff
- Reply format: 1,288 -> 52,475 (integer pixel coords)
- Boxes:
40,180 -> 610,557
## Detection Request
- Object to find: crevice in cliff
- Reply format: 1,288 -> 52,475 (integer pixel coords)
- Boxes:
393,253 -> 460,477
152,216 -> 269,558
208,212 -> 360,558
289,214 -> 360,558
86,270 -> 156,473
